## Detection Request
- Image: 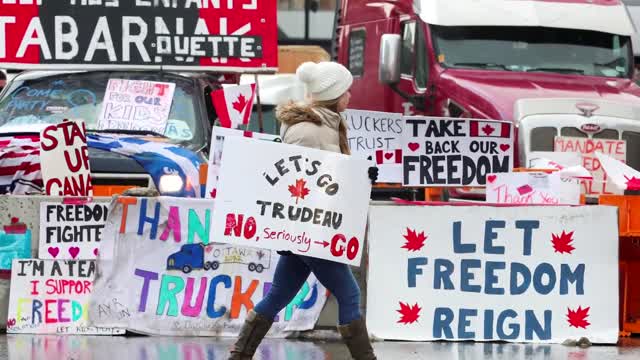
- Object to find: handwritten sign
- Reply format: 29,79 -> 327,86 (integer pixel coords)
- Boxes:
39,202 -> 109,260
39,119 -> 93,196
211,137 -> 372,266
88,197 -> 328,336
486,172 -> 581,205
344,109 -> 403,183
97,79 -> 175,135
7,259 -> 123,335
402,117 -> 514,186
366,205 -> 618,343
554,137 -> 626,196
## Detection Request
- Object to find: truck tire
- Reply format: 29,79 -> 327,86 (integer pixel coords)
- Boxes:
211,261 -> 220,270
182,265 -> 192,274
248,263 -> 256,272
256,264 -> 264,273
203,262 -> 210,270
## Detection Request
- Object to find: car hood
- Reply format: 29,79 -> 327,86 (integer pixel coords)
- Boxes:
439,69 -> 640,120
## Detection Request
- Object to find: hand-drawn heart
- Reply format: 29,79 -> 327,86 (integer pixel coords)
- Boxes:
384,152 -> 394,160
487,175 -> 497,183
69,247 -> 80,259
47,247 -> 59,258
408,143 -> 420,152
500,144 -> 511,152
93,248 -> 99,256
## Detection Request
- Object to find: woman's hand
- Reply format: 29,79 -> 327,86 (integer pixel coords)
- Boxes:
368,166 -> 379,185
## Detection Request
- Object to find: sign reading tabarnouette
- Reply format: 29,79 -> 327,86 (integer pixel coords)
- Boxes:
486,172 -> 581,205
212,137 -> 372,266
7,259 -> 123,335
97,79 -> 176,135
343,109 -> 403,183
39,202 -> 109,260
39,119 -> 93,196
205,127 -> 281,198
0,1 -> 277,72
402,117 -> 514,186
88,197 -> 328,336
367,205 -> 619,343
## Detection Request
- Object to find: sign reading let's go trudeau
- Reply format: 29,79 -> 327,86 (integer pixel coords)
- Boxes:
212,137 -> 372,266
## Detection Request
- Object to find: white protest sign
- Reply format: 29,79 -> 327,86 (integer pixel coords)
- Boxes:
554,137 -> 626,196
89,197 -> 328,336
486,172 -> 581,205
7,259 -> 124,335
367,205 -> 619,343
205,127 -> 281,198
97,79 -> 176,135
595,152 -> 640,192
39,119 -> 93,196
39,202 -> 109,260
343,109 -> 403,183
211,137 -> 372,266
402,117 -> 514,186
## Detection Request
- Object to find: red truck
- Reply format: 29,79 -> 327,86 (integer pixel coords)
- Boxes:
335,0 -> 640,199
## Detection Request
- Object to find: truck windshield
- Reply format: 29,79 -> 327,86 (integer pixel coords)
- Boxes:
432,25 -> 632,79
0,71 -> 203,149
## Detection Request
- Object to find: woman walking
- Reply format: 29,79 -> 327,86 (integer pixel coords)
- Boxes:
228,61 -> 378,360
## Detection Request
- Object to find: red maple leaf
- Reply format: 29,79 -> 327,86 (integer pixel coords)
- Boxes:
288,179 -> 310,204
482,124 -> 495,136
552,230 -> 575,254
624,176 -> 640,191
6,318 -> 15,327
397,302 -> 421,324
232,94 -> 248,114
401,228 -> 428,251
567,306 -> 591,329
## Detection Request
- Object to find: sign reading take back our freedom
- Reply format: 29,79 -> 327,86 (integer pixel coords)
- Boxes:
366,205 -> 619,344
402,117 -> 514,187
0,0 -> 277,72
211,137 -> 372,266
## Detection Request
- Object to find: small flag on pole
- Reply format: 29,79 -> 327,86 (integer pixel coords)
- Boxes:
210,84 -> 257,129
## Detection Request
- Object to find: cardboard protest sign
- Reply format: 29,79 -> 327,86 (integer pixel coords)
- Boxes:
554,137 -> 626,195
211,137 -> 372,266
39,202 -> 109,260
367,205 -> 619,343
205,127 -> 281,198
89,197 -> 328,336
7,259 -> 124,335
97,79 -> 175,135
486,172 -> 581,205
0,1 -> 277,72
595,152 -> 640,191
39,119 -> 93,196
344,109 -> 403,183
402,117 -> 514,186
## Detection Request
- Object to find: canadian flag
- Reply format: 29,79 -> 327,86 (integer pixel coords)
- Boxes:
375,149 -> 402,164
469,120 -> 511,138
211,84 -> 257,129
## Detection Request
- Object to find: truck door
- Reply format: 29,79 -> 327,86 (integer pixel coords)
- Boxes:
394,19 -> 430,116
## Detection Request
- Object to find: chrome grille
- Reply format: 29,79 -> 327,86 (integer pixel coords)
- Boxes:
560,127 -> 587,138
594,129 -> 619,139
530,127 -> 557,151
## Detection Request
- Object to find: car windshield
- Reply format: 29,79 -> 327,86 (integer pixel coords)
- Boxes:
432,25 -> 633,78
0,71 -> 204,149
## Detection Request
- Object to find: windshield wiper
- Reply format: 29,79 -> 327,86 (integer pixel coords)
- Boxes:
90,129 -> 168,138
526,67 -> 584,75
452,62 -> 509,70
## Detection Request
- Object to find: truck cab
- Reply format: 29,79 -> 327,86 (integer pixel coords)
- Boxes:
336,0 -> 640,199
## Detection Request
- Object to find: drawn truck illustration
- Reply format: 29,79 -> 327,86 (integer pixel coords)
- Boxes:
167,243 -> 271,274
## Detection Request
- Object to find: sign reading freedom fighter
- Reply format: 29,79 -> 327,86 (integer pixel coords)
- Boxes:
0,0 -> 277,72
366,205 -> 619,343
402,117 -> 514,186
212,137 -> 372,266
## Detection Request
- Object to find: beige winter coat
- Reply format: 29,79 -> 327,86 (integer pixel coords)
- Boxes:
276,102 -> 350,155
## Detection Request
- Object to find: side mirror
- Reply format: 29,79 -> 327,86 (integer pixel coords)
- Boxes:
379,34 -> 401,85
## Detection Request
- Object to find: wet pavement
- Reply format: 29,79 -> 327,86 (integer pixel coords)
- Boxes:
0,334 -> 638,359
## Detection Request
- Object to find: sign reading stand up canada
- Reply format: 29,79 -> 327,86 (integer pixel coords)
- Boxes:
211,137 -> 372,266
0,1 -> 277,72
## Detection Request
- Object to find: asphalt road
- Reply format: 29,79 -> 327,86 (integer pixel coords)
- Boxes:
0,335 -> 638,359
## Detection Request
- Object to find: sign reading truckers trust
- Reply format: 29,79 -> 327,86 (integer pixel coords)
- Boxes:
0,0 -> 277,72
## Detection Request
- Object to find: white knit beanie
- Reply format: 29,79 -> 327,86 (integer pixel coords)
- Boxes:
296,61 -> 353,102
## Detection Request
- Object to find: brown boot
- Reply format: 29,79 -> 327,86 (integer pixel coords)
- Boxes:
228,310 -> 274,360
338,318 -> 377,360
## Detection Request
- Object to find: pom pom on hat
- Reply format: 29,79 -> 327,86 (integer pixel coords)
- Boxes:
296,61 -> 353,102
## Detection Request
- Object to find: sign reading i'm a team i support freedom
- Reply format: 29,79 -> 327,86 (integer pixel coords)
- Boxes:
212,137 -> 372,266
0,0 -> 277,72
366,205 -> 619,343
402,117 -> 514,186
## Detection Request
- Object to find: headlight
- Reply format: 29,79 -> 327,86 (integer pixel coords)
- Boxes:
158,174 -> 184,194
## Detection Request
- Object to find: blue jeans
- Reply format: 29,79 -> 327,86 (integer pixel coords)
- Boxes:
254,254 -> 361,325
